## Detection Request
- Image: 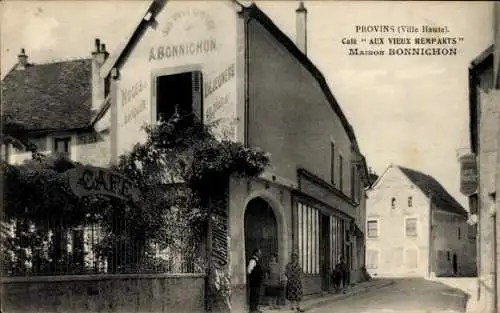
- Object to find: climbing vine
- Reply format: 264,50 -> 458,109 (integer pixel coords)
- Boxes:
2,110 -> 270,295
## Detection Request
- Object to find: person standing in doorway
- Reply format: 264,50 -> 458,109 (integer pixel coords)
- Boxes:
285,252 -> 304,312
332,262 -> 342,293
248,249 -> 264,313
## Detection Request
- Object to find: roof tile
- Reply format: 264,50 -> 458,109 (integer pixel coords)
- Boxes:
1,59 -> 93,132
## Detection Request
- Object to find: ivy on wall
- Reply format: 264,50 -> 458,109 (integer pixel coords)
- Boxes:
2,111 -> 270,309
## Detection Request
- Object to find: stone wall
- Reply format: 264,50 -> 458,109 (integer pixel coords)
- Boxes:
1,273 -> 206,313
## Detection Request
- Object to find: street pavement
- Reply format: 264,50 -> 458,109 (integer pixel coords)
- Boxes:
306,278 -> 468,313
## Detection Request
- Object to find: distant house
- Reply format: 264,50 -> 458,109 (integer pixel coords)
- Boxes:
366,164 -> 477,278
1,43 -> 112,167
1,43 -> 113,273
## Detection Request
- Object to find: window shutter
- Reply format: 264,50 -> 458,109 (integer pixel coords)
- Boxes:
211,204 -> 229,267
192,72 -> 203,122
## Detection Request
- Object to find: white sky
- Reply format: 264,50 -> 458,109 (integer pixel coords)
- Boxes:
0,0 -> 494,208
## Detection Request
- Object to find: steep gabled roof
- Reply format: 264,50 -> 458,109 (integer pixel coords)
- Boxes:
99,0 -> 243,78
92,0 -> 369,179
1,59 -> 93,133
398,166 -> 467,216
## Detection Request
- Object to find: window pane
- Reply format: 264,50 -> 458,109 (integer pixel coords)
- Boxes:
367,220 -> 378,238
406,218 -> 418,237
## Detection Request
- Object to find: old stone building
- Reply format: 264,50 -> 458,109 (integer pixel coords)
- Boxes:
366,165 -> 476,278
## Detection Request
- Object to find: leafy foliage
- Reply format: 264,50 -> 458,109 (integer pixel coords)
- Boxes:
1,111 -> 270,279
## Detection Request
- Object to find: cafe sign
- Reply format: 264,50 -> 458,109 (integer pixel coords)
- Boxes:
459,153 -> 478,196
68,165 -> 141,203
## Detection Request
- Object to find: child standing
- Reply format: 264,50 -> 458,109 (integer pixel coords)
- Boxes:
266,254 -> 285,309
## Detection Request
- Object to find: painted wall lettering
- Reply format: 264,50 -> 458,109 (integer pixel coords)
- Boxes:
149,39 -> 216,61
121,81 -> 148,107
123,100 -> 147,125
206,93 -> 230,123
162,8 -> 216,37
204,64 -> 235,98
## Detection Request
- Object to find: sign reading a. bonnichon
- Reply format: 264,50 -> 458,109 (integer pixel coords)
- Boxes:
459,153 -> 478,196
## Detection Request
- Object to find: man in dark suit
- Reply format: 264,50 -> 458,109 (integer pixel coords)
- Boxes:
247,249 -> 263,313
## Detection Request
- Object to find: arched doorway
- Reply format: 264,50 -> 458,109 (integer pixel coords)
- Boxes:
244,197 -> 279,305
244,197 -> 279,268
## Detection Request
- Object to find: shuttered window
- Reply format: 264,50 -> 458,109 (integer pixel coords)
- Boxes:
192,71 -> 203,123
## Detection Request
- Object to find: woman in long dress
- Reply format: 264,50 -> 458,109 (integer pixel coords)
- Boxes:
285,252 -> 304,312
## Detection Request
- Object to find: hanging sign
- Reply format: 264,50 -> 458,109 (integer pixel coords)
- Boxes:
459,153 -> 478,196
68,165 -> 141,203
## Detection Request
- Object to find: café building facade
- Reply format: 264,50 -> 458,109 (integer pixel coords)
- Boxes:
3,1 -> 370,312
96,0 -> 371,309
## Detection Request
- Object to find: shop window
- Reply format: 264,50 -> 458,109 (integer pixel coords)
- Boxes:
367,220 -> 378,238
156,71 -> 202,123
297,202 -> 320,274
330,215 -> 345,270
405,218 -> 418,237
53,137 -> 71,159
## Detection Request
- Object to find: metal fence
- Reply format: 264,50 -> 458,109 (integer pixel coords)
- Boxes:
1,218 -> 206,277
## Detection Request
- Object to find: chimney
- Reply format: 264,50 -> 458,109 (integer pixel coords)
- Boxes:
17,48 -> 28,70
91,38 -> 110,112
296,1 -> 308,55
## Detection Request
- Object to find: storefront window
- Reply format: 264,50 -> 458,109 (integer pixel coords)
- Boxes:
297,202 -> 320,274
